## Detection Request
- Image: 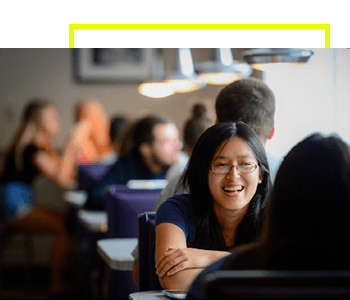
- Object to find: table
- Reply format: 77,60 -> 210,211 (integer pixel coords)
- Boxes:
97,238 -> 137,271
77,209 -> 108,233
63,190 -> 87,208
129,291 -> 168,300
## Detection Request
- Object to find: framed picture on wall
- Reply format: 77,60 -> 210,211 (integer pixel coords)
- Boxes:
73,48 -> 163,83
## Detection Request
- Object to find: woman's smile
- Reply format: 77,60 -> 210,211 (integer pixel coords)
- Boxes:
222,184 -> 244,196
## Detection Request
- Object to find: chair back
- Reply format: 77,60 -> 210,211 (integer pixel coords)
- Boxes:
106,185 -> 162,239
78,163 -> 113,190
138,212 -> 162,291
204,270 -> 350,299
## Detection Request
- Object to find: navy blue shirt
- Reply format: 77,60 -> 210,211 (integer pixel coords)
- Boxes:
85,150 -> 168,210
156,194 -> 198,248
156,194 -> 234,251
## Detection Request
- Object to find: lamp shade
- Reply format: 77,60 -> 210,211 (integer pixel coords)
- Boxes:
163,48 -> 206,93
241,48 -> 314,71
195,48 -> 252,85
138,49 -> 175,98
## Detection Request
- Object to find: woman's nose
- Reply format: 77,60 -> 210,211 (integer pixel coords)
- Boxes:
226,165 -> 241,179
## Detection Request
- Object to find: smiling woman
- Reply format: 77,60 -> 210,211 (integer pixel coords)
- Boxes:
154,122 -> 271,290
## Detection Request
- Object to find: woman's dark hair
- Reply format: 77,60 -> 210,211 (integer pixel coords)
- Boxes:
180,121 -> 271,250
256,133 -> 350,269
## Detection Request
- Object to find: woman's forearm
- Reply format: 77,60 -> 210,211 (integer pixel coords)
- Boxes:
157,249 -> 231,290
159,268 -> 203,290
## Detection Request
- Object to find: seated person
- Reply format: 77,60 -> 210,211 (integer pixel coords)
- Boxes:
72,97 -> 115,164
0,99 -> 78,295
186,133 -> 350,299
84,114 -> 182,210
109,114 -> 130,162
155,121 -> 271,290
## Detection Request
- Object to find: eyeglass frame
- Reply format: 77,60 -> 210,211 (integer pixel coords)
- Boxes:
210,162 -> 259,174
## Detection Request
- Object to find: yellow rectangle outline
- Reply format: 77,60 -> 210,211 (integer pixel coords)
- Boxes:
69,24 -> 330,48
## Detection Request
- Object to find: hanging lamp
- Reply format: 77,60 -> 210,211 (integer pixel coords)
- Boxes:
138,49 -> 175,98
195,48 -> 252,85
163,48 -> 206,93
241,48 -> 314,71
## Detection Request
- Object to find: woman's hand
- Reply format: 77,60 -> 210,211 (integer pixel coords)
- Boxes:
156,247 -> 210,277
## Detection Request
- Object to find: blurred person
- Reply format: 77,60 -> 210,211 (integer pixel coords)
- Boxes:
155,122 -> 271,290
215,78 -> 281,181
109,114 -> 130,159
186,133 -> 350,299
0,98 -> 79,295
132,103 -> 214,284
72,97 -> 115,164
84,114 -> 183,210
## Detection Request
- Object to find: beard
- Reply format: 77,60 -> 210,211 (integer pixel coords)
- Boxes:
150,151 -> 174,169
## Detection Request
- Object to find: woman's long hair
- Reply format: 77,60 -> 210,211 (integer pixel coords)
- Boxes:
254,133 -> 350,270
180,121 -> 271,250
0,99 -> 53,181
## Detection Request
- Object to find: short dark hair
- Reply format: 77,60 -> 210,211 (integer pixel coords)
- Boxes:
215,78 -> 275,140
119,114 -> 173,158
181,121 -> 271,250
133,115 -> 172,147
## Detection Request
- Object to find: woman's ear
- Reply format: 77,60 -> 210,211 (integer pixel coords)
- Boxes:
258,171 -> 263,184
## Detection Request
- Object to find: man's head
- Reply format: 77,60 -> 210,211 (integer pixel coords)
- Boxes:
133,115 -> 182,172
215,78 -> 276,143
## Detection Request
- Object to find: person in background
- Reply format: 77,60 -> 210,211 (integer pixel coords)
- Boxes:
155,122 -> 271,290
0,98 -> 79,295
71,97 -> 115,165
84,114 -> 183,210
186,133 -> 350,299
109,114 -> 130,161
132,103 -> 214,284
215,78 -> 281,181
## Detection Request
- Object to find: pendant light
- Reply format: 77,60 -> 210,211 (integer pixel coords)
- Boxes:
195,48 -> 252,85
138,49 -> 175,98
241,48 -> 314,71
163,48 -> 206,93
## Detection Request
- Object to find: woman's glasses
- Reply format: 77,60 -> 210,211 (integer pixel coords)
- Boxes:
210,162 -> 258,174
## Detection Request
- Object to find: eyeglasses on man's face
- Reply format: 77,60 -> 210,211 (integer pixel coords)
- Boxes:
210,162 -> 258,174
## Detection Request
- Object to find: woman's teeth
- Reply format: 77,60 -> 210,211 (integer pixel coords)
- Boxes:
223,186 -> 244,193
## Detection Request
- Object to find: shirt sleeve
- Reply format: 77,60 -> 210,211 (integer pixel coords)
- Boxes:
155,195 -> 193,239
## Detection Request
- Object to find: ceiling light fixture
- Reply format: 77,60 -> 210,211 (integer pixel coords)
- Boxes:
163,48 -> 206,93
195,48 -> 252,85
241,48 -> 314,71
